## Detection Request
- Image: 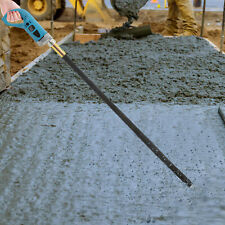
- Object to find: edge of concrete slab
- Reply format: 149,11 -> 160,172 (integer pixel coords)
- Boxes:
11,32 -> 74,83
204,38 -> 225,55
218,105 -> 225,124
203,39 -> 224,124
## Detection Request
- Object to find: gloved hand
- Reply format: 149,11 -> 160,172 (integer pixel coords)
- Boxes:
0,0 -> 21,22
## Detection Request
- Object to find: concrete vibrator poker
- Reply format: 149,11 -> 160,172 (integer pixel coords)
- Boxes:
3,8 -> 192,187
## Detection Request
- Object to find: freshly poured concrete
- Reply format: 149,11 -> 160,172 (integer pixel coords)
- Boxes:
110,0 -> 148,20
0,36 -> 225,224
6,36 -> 225,104
0,102 -> 225,225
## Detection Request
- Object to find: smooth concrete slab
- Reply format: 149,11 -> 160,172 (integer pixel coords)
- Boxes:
0,102 -> 224,225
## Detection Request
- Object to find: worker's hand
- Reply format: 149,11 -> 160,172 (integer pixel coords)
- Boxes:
0,0 -> 21,22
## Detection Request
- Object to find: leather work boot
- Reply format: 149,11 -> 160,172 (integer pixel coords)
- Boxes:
161,29 -> 176,36
181,30 -> 198,36
163,0 -> 179,36
176,0 -> 198,36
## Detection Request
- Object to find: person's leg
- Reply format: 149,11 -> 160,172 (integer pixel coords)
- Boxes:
162,0 -> 179,36
176,0 -> 198,35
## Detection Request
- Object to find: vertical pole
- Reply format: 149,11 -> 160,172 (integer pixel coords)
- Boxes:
220,0 -> 225,52
164,0 -> 167,8
74,0 -> 78,40
200,0 -> 206,37
51,0 -> 54,37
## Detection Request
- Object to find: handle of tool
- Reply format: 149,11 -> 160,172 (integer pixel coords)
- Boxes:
50,44 -> 192,187
2,9 -> 47,43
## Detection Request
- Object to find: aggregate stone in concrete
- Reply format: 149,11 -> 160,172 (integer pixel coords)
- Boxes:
0,102 -> 224,225
5,35 -> 225,105
110,0 -> 148,20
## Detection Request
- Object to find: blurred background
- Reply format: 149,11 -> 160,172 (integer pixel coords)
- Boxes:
66,0 -> 224,10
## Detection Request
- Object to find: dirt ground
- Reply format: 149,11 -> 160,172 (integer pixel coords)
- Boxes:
10,9 -> 225,75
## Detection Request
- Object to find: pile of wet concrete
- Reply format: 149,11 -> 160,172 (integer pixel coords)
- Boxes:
5,35 -> 225,105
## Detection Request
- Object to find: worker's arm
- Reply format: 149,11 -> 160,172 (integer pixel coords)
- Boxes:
0,0 -> 21,22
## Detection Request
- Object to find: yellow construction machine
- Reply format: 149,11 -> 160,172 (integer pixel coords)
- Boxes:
13,0 -> 111,21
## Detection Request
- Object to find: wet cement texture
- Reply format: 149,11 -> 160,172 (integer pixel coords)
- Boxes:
5,36 -> 225,105
0,36 -> 225,224
110,0 -> 148,20
0,103 -> 224,225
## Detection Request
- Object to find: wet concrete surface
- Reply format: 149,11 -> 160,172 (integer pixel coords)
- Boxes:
110,0 -> 148,20
5,36 -> 225,105
0,102 -> 225,225
0,36 -> 225,224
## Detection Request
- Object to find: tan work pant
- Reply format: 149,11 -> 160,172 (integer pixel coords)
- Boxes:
166,0 -> 197,34
0,15 -> 11,92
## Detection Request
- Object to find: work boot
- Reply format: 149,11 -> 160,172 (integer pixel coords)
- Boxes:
181,30 -> 197,36
161,29 -> 176,36
175,0 -> 198,36
163,0 -> 179,36
161,28 -> 179,36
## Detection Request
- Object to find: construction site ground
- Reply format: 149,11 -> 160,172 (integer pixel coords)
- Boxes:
10,9 -> 225,75
1,5 -> 225,224
0,29 -> 225,224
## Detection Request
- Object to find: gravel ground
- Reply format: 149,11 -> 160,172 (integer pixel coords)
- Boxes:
6,35 -> 225,105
